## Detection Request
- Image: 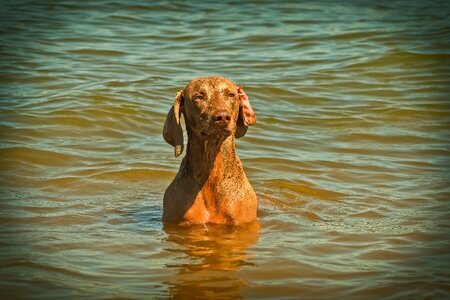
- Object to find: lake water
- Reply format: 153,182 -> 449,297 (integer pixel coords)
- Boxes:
1,0 -> 449,299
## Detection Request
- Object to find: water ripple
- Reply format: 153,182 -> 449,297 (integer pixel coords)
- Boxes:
1,0 -> 449,298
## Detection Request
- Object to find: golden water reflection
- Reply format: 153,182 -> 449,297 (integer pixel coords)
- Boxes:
163,222 -> 260,299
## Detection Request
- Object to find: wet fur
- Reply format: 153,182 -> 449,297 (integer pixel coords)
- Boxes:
163,76 -> 257,225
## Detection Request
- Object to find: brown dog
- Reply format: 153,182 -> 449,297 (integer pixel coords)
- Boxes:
163,76 -> 257,225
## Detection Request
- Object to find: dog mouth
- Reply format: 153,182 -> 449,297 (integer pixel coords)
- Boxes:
201,122 -> 232,137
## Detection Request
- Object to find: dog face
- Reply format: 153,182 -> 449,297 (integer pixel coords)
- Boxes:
163,76 -> 256,157
183,76 -> 240,137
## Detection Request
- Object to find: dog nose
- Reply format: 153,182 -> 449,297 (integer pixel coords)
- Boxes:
214,110 -> 231,126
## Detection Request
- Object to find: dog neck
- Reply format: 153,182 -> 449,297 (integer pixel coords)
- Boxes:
182,130 -> 240,184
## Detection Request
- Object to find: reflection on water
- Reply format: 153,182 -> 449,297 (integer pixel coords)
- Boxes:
1,0 -> 450,299
164,222 -> 260,299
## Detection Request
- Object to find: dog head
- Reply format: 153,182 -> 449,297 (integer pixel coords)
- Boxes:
163,76 -> 256,157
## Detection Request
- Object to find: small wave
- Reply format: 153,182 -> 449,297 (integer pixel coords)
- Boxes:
264,179 -> 345,201
350,210 -> 385,219
91,168 -> 175,181
0,147 -> 84,167
68,48 -> 127,56
2,260 -> 98,280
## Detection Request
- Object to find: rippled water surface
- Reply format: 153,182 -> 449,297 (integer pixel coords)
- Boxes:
1,0 -> 450,299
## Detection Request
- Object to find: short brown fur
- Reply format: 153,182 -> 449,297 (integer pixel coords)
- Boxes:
163,76 -> 257,225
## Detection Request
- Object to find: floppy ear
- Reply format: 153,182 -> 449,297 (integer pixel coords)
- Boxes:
235,87 -> 256,138
163,90 -> 184,157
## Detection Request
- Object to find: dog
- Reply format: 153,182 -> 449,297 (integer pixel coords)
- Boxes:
163,76 -> 257,225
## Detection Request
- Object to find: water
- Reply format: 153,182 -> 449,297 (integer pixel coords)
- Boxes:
1,0 -> 449,299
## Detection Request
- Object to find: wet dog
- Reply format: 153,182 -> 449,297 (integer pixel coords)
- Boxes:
163,76 -> 257,225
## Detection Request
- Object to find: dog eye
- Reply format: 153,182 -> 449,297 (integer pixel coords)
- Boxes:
194,94 -> 204,101
227,92 -> 235,98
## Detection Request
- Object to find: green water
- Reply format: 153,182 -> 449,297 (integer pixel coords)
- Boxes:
1,1 -> 449,299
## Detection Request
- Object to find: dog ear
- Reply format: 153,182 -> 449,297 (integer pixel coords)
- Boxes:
235,87 -> 256,138
163,90 -> 184,157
